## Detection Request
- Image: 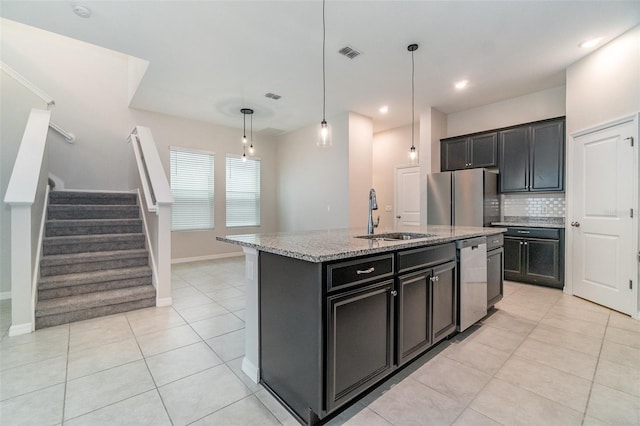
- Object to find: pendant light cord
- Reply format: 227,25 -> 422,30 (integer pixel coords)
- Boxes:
411,48 -> 415,150
322,0 -> 326,121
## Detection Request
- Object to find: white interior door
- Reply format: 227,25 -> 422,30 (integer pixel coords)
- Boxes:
395,166 -> 421,227
570,118 -> 637,315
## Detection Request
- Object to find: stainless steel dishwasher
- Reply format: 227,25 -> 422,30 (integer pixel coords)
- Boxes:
456,236 -> 488,331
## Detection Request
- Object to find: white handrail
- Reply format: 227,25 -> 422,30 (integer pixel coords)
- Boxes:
49,121 -> 75,143
4,109 -> 51,204
0,61 -> 55,108
128,126 -> 173,211
129,130 -> 156,212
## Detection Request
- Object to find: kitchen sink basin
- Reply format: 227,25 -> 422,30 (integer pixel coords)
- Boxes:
355,232 -> 435,241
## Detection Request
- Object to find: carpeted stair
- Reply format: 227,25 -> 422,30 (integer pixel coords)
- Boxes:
35,191 -> 156,329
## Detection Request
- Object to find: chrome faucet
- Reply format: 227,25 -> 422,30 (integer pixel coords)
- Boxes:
368,188 -> 380,235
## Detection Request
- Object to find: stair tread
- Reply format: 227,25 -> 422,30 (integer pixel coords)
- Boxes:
39,266 -> 151,286
49,191 -> 138,205
41,249 -> 149,265
44,233 -> 145,242
46,218 -> 142,225
36,285 -> 156,316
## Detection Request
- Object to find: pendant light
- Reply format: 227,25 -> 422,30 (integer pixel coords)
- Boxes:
249,112 -> 255,155
317,0 -> 332,147
241,108 -> 253,162
408,43 -> 418,163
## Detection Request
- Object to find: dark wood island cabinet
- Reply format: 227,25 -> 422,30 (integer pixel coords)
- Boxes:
217,226 -> 506,425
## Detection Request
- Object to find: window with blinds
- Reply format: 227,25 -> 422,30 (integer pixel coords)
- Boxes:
170,148 -> 215,231
226,155 -> 260,227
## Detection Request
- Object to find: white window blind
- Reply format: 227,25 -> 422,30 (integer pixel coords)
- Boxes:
226,156 -> 260,227
170,148 -> 214,231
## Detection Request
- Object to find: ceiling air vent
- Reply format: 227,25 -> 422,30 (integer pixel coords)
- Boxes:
265,93 -> 281,100
338,46 -> 361,59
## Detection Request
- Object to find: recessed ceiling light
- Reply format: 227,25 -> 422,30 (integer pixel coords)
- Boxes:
579,38 -> 602,49
379,106 -> 389,114
72,4 -> 92,18
454,80 -> 468,90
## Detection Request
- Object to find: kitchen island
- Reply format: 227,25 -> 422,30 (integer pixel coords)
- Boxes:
217,225 -> 505,424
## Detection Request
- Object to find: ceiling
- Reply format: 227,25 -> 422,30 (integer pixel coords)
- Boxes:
2,1 -> 639,135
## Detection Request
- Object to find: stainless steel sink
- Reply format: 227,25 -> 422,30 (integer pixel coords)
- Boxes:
355,232 -> 435,241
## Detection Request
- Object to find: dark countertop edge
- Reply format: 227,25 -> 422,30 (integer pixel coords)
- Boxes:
217,228 -> 507,263
491,222 -> 565,229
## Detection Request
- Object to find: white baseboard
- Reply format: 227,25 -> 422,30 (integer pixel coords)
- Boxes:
9,322 -> 33,336
156,296 -> 173,307
242,357 -> 260,384
0,291 -> 11,300
172,252 -> 244,264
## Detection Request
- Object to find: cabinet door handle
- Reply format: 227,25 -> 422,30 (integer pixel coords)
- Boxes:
391,290 -> 398,297
524,242 -> 528,245
356,267 -> 375,274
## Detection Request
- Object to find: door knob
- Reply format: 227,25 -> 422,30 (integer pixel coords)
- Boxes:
396,216 -> 401,219
571,221 -> 581,227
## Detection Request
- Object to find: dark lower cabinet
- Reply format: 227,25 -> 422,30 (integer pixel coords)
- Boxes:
327,280 -> 394,412
397,271 -> 431,365
397,261 -> 456,365
260,242 -> 462,424
503,227 -> 564,288
431,261 -> 457,344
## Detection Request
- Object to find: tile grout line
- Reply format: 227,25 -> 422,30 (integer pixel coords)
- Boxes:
125,311 -> 175,426
445,286 -> 562,425
579,311 -> 610,426
60,324 -> 71,425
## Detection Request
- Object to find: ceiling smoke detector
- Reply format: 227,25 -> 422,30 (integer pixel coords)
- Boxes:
72,4 -> 92,18
265,93 -> 282,100
338,46 -> 361,59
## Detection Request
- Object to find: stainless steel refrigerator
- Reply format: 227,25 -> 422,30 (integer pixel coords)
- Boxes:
427,169 -> 500,227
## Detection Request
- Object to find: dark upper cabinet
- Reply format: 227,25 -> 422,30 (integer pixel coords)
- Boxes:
441,132 -> 498,171
499,118 -> 565,193
499,127 -> 529,192
530,120 -> 565,191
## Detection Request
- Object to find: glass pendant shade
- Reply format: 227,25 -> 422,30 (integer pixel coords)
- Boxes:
409,146 -> 417,163
318,120 -> 332,148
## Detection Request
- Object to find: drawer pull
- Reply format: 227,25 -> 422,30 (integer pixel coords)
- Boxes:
492,239 -> 500,244
517,230 -> 530,234
356,267 -> 375,275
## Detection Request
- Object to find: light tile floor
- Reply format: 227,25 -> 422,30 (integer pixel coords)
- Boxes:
1,257 -> 639,425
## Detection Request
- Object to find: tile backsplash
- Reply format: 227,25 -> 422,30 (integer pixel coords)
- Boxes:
501,193 -> 565,218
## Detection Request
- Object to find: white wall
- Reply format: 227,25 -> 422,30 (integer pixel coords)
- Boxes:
372,108 -> 447,227
447,86 -> 566,137
1,19 -> 279,262
373,124 -> 414,227
1,19 -> 137,191
277,113 -> 350,231
131,109 -> 279,261
348,112 -> 373,229
566,26 -> 640,134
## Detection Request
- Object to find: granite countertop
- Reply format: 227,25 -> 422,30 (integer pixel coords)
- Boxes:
217,225 -> 506,263
491,216 -> 565,229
